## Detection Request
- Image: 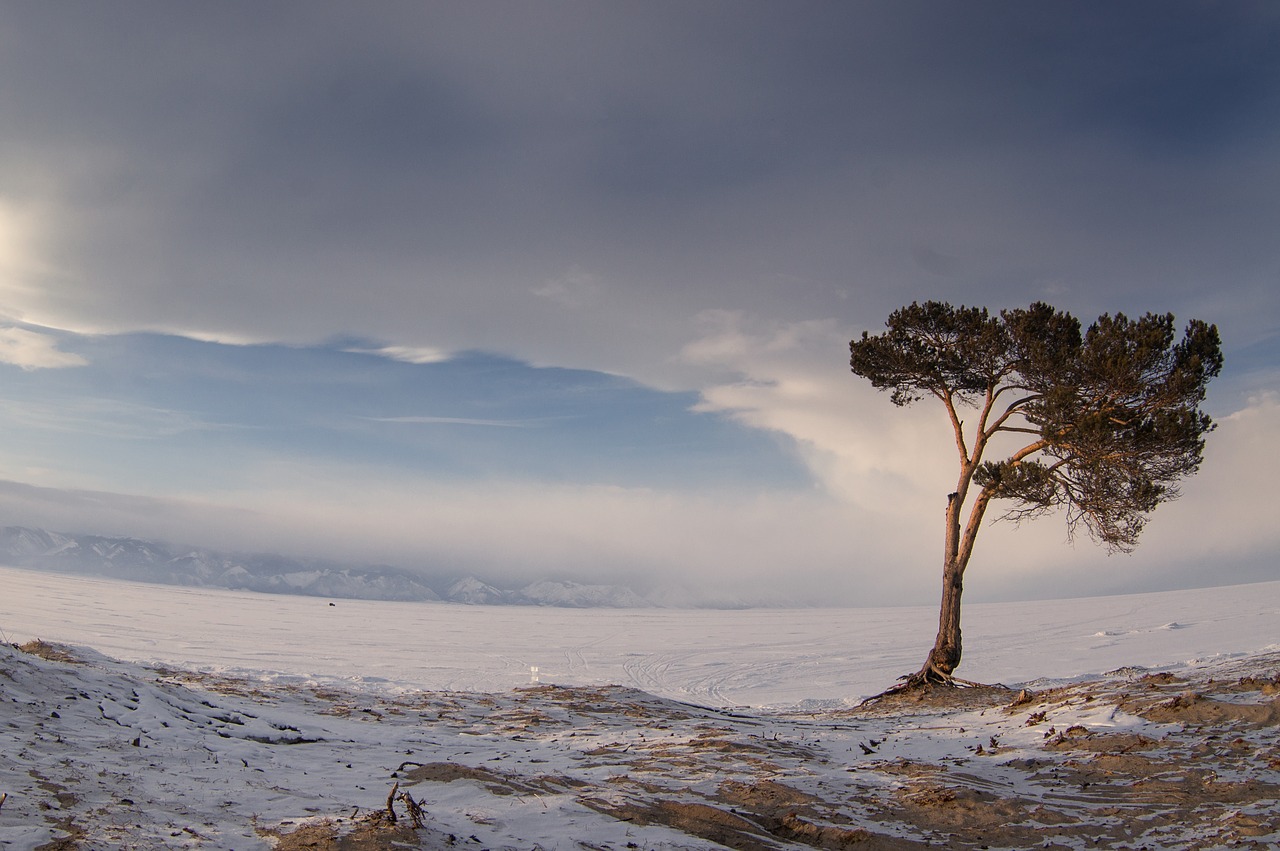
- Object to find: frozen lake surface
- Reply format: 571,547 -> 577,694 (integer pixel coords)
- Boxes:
3,565 -> 1277,707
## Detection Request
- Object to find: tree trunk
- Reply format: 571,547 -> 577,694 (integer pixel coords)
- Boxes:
916,486 -> 992,684
923,557 -> 964,680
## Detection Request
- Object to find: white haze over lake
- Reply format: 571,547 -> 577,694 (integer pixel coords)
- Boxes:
4,566 -> 1277,708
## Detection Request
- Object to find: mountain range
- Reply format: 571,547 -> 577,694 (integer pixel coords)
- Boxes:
0,525 -> 650,608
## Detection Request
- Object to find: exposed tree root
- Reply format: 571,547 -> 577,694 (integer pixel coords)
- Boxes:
860,664 -> 997,706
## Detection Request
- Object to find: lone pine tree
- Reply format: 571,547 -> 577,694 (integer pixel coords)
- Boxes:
849,301 -> 1222,689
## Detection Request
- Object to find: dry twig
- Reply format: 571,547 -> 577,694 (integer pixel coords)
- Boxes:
385,781 -> 399,824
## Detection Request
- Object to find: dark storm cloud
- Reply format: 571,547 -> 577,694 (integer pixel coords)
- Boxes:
4,1 -> 1277,368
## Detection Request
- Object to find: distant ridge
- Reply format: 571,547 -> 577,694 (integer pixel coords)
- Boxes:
0,525 -> 652,608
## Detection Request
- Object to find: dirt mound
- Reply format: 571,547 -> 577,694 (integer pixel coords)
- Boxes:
581,794 -> 917,850
842,680 -> 1017,716
262,814 -> 437,850
16,640 -> 83,665
1132,691 -> 1280,726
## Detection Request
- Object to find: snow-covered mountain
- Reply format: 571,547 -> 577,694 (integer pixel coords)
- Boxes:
0,526 -> 442,602
514,579 -> 649,608
0,525 -> 653,608
443,576 -> 650,607
444,576 -> 507,605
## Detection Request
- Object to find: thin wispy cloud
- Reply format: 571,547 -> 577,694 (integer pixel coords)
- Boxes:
343,345 -> 452,365
0,327 -> 87,371
0,397 -> 223,440
360,415 -> 546,428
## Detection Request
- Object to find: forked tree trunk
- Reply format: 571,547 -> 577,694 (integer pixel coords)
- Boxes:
917,486 -> 993,684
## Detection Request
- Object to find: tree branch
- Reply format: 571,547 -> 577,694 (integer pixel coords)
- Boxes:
940,389 -> 970,464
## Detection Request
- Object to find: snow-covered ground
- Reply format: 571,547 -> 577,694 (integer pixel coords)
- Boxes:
2,567 -> 1278,850
2,566 -> 1277,707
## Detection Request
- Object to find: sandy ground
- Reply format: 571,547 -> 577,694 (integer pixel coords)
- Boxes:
4,640 -> 1277,850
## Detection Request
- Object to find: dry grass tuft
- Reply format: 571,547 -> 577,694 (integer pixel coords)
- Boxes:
17,639 -> 82,665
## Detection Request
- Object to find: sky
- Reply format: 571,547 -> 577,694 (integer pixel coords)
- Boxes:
0,1 -> 1277,606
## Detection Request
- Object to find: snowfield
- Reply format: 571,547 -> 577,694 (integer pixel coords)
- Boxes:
3,567 -> 1278,708
2,566 -> 1278,849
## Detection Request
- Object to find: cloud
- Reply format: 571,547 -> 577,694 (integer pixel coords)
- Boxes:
683,313 -> 956,510
0,469 -> 926,607
686,316 -> 1280,601
0,5 -> 1275,605
0,395 -> 225,440
963,392 -> 1280,600
0,386 -> 1269,607
531,268 -> 602,309
0,3 -> 1274,396
343,345 -> 452,365
0,327 -> 87,370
